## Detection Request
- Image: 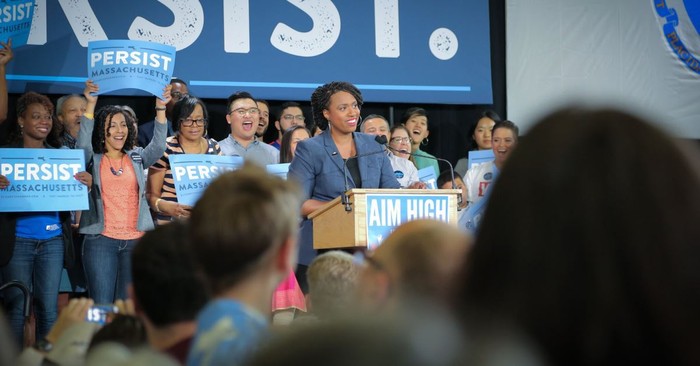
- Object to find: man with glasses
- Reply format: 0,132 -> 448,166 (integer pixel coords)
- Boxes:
138,77 -> 188,147
270,101 -> 306,150
218,91 -> 280,165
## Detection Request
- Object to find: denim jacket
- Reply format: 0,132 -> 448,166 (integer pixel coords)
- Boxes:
76,115 -> 166,235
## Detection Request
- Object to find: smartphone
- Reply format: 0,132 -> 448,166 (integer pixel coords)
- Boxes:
86,304 -> 119,325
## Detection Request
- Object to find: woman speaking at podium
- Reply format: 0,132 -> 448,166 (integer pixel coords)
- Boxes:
288,81 -> 399,290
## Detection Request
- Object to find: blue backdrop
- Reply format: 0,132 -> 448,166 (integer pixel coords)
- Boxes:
9,0 -> 492,104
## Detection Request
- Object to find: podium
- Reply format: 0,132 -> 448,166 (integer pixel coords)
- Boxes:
308,189 -> 462,250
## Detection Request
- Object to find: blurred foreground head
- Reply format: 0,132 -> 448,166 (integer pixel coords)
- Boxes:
358,219 -> 470,312
189,163 -> 302,295
457,107 -> 700,366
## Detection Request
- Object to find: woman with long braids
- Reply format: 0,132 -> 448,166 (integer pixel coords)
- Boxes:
77,80 -> 171,303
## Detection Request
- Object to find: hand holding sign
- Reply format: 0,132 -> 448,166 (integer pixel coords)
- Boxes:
0,39 -> 13,68
0,174 -> 9,189
156,84 -> 172,107
83,80 -> 99,105
74,171 -> 93,189
87,40 -> 177,99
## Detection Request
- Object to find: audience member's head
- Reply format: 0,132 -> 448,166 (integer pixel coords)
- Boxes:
167,78 -> 189,118
490,120 -> 518,169
189,163 -> 302,296
357,219 -> 470,312
305,251 -> 360,320
13,91 -> 60,147
225,91 -> 259,144
248,310 -> 466,366
310,81 -> 363,131
131,221 -> 208,330
456,107 -> 700,366
275,101 -> 305,140
469,110 -> 501,151
92,105 -> 137,153
401,107 -> 430,150
279,125 -> 311,163
256,99 -> 270,138
360,114 -> 390,140
171,95 -> 209,135
88,315 -> 147,352
437,171 -> 466,209
56,94 -> 87,140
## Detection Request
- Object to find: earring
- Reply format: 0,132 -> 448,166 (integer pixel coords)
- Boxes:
421,137 -> 429,146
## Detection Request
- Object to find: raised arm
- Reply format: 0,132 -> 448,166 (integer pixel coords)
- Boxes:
0,39 -> 14,124
77,80 -> 99,162
140,84 -> 172,167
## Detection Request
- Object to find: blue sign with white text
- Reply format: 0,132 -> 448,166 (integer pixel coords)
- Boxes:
170,154 -> 244,206
365,193 -> 451,249
88,40 -> 176,98
0,0 -> 34,48
266,163 -> 290,180
418,167 -> 437,189
9,1 -> 492,104
467,149 -> 494,171
0,148 -> 88,212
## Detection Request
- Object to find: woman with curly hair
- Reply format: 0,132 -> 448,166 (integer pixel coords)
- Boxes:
0,92 -> 91,345
288,81 -> 399,290
77,80 -> 171,303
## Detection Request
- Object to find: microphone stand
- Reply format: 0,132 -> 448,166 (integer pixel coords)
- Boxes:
340,135 -> 390,212
385,144 -> 463,208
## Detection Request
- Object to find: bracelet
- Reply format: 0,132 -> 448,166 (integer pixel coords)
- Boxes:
154,198 -> 163,213
155,106 -> 166,111
84,113 -> 94,119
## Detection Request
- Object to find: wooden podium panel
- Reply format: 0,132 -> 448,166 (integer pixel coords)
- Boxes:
309,189 -> 461,250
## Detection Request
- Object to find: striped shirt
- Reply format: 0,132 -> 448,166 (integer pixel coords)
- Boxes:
151,135 -> 221,223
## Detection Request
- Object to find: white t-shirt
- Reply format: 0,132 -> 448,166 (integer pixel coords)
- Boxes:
465,161 -> 498,205
387,152 -> 419,188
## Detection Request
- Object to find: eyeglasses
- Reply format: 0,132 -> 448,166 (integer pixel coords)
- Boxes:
390,137 -> 411,144
353,251 -> 385,271
180,118 -> 207,127
282,114 -> 305,121
171,91 -> 184,101
229,107 -> 260,117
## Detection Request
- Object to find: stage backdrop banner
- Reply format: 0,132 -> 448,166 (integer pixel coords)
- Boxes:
87,39 -> 176,98
0,148 -> 88,212
170,154 -> 244,207
0,0 -> 35,48
10,0 -> 492,104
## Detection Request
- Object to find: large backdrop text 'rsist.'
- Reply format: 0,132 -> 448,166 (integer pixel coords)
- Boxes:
10,0 -> 492,104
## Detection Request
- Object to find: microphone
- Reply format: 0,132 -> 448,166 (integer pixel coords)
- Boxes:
383,139 -> 463,208
341,135 -> 388,212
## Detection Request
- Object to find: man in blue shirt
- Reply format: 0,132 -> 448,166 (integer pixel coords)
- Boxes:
187,164 -> 301,366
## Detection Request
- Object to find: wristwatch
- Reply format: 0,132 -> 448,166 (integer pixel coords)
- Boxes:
34,337 -> 53,353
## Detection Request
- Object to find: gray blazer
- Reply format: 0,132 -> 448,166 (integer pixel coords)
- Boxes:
76,115 -> 166,235
288,131 -> 400,265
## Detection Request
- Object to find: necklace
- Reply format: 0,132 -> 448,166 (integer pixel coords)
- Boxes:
181,137 -> 205,154
107,154 -> 124,176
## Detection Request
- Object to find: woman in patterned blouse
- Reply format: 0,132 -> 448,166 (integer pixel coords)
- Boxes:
147,95 -> 221,225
